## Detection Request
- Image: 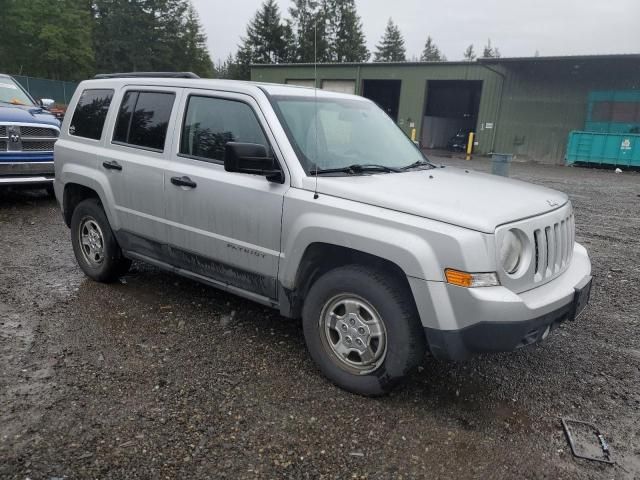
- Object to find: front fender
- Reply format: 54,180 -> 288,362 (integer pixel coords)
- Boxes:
279,189 -> 496,289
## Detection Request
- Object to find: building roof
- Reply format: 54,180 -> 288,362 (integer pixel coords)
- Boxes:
478,53 -> 640,64
252,53 -> 640,69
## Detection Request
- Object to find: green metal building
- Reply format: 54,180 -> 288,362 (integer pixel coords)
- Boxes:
251,54 -> 640,164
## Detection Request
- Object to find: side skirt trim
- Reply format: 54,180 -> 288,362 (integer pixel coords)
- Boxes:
125,250 -> 279,309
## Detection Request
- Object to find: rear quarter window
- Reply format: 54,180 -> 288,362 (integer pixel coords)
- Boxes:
113,91 -> 175,151
69,89 -> 114,140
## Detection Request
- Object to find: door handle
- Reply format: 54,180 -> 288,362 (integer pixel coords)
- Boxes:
171,176 -> 197,188
102,160 -> 122,171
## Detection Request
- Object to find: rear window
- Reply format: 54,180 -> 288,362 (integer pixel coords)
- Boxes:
69,89 -> 114,140
113,91 -> 175,151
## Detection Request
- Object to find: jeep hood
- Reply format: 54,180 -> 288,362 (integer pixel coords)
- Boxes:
0,104 -> 60,128
307,167 -> 568,233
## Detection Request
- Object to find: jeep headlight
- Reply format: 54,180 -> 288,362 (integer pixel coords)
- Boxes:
500,230 -> 523,274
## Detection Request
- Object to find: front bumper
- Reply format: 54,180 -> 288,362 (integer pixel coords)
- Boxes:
0,158 -> 54,185
410,243 -> 592,361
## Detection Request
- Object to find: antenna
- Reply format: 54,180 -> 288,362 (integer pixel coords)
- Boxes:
313,18 -> 319,200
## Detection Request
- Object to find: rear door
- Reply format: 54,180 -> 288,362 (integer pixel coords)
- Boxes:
164,89 -> 288,300
98,86 -> 182,258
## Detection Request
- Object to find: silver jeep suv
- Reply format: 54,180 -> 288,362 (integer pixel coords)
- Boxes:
54,73 -> 592,396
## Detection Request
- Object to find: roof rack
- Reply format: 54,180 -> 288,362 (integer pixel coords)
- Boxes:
93,72 -> 200,79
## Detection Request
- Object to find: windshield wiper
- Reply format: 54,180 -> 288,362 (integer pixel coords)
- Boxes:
401,160 -> 435,171
310,164 -> 401,175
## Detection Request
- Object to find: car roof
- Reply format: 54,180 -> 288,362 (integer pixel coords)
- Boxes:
77,77 -> 365,101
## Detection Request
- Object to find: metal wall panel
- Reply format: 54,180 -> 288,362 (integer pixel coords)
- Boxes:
252,57 -> 640,164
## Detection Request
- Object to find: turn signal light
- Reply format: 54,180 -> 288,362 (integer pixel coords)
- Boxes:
445,269 -> 500,288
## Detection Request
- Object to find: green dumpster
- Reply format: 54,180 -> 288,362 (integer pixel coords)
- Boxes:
566,131 -> 640,168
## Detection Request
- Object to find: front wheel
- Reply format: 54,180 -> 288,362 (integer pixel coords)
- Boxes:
302,265 -> 426,396
70,198 -> 131,283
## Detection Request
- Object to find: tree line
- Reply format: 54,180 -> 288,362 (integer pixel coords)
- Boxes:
0,0 -> 502,83
0,0 -> 214,81
219,0 -> 501,79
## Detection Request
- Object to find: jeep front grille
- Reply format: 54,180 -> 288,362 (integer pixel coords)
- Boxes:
0,140 -> 6,152
533,214 -> 575,282
495,202 -> 575,293
0,126 -> 6,137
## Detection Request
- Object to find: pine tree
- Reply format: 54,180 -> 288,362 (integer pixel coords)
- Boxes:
374,19 -> 406,62
333,0 -> 369,62
281,20 -> 297,63
420,36 -> 445,62
482,39 -> 500,58
180,4 -> 214,77
463,44 -> 476,61
243,0 -> 290,64
289,0 -> 320,62
0,0 -> 94,80
92,0 -> 213,76
234,0 -> 292,79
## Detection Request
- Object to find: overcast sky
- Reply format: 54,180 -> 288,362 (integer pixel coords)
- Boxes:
191,0 -> 640,63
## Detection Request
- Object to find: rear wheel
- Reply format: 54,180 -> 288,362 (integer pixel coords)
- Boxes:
70,198 -> 131,282
302,265 -> 426,396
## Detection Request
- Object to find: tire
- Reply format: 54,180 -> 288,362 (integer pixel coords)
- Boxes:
70,198 -> 131,283
302,265 -> 426,396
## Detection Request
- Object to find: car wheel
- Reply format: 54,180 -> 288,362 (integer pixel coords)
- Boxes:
70,198 -> 131,282
302,265 -> 426,396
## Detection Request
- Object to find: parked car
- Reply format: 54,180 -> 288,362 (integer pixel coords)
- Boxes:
447,128 -> 472,152
54,74 -> 592,396
0,73 -> 61,191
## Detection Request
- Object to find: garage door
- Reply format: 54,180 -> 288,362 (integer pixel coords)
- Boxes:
285,79 -> 315,88
322,80 -> 356,95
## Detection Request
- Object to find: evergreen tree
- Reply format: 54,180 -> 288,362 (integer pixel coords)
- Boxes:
463,44 -> 476,61
180,4 -> 214,77
0,0 -> 94,80
333,0 -> 369,62
234,0 -> 292,80
233,43 -> 254,80
243,0 -> 290,64
289,0 -> 320,62
281,20 -> 298,63
420,36 -> 445,62
93,0 -> 213,77
373,19 -> 406,62
482,39 -> 501,58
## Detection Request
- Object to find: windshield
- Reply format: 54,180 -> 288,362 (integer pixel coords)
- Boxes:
0,77 -> 35,106
272,95 -> 427,174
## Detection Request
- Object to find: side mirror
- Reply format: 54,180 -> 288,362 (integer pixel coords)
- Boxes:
40,98 -> 55,109
224,142 -> 283,183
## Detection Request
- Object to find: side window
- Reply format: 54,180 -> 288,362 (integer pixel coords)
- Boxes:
69,89 -> 114,140
113,91 -> 175,151
180,96 -> 269,162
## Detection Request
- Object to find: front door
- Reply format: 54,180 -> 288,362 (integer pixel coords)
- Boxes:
164,90 -> 288,300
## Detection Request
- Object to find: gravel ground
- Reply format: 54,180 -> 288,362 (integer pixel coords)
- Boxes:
1,159 -> 639,479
